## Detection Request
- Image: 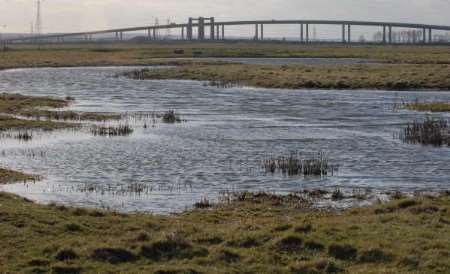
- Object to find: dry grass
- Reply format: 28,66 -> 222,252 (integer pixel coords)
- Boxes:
129,62 -> 450,90
404,101 -> 450,112
2,43 -> 450,67
0,192 -> 448,273
0,168 -> 37,184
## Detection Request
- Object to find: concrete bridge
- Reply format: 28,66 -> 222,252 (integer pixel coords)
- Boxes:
4,17 -> 450,44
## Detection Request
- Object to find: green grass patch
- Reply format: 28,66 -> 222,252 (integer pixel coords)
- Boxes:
0,192 -> 448,273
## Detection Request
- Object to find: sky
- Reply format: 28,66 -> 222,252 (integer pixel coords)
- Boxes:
1,0 -> 450,34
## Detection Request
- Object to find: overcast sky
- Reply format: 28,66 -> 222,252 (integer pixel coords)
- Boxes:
1,0 -> 450,33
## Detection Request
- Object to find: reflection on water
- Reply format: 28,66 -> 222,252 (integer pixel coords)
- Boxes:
0,66 -> 449,214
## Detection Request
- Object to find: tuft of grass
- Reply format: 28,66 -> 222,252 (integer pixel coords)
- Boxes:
162,110 -> 181,123
55,248 -> 79,262
263,152 -> 337,177
276,235 -> 303,253
91,247 -> 137,264
399,116 -> 450,146
328,244 -> 358,261
140,234 -> 207,261
90,124 -> 134,137
358,248 -> 394,263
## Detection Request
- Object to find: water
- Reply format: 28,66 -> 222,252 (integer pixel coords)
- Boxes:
0,66 -> 449,214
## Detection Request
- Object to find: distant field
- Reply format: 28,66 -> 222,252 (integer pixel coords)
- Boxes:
1,42 -> 450,70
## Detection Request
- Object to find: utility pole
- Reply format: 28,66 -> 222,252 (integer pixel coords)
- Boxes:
36,0 -> 42,35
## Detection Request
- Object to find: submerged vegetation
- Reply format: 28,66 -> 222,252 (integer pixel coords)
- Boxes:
399,116 -> 450,146
0,192 -> 448,273
90,124 -> 134,137
263,152 -> 338,177
162,110 -> 182,123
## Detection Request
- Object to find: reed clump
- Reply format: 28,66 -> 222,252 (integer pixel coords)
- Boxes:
90,124 -> 134,137
263,152 -> 338,177
14,131 -> 33,141
162,111 -> 181,123
399,116 -> 450,146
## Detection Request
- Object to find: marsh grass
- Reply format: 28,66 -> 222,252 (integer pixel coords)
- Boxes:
90,124 -> 134,137
263,152 -> 338,177
161,110 -> 182,123
126,62 -> 450,90
14,131 -> 33,141
399,116 -> 450,146
0,168 -> 39,184
0,192 -> 448,273
403,98 -> 450,112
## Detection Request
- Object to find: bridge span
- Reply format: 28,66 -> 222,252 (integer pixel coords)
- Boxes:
3,17 -> 450,44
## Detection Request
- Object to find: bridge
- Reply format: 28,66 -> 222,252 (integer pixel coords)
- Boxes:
3,17 -> 450,44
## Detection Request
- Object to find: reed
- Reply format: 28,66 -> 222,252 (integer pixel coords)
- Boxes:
162,111 -> 181,123
14,131 -> 33,141
263,152 -> 338,177
399,116 -> 450,146
90,124 -> 134,137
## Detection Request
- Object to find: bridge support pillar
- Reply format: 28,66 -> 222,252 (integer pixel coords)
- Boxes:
388,26 -> 392,44
216,25 -> 220,40
428,28 -> 432,43
148,29 -> 152,40
300,24 -> 304,42
306,24 -> 309,43
342,24 -> 346,43
382,26 -> 386,44
210,17 -> 215,40
255,24 -> 259,40
222,24 -> 225,40
187,18 -> 193,40
422,28 -> 426,43
260,24 -> 264,41
153,28 -> 156,40
181,27 -> 185,40
198,17 -> 205,40
347,25 -> 351,43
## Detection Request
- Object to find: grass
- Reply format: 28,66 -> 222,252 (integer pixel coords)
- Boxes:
404,100 -> 450,112
90,124 -> 134,137
162,110 -> 182,123
2,43 -> 450,66
0,192 -> 448,273
2,43 -> 450,90
399,116 -> 450,146
0,168 -> 37,184
0,93 -> 122,131
263,152 -> 337,176
127,62 -> 450,90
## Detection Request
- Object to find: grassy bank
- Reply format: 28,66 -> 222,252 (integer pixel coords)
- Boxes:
0,93 -> 120,131
2,43 -> 450,67
0,169 -> 37,184
0,192 -> 448,273
2,43 -> 450,91
128,63 -> 450,90
404,101 -> 450,112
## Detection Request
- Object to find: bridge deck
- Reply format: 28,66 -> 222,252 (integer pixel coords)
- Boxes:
4,19 -> 450,43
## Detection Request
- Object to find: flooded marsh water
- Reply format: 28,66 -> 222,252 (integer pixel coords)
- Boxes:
0,65 -> 449,213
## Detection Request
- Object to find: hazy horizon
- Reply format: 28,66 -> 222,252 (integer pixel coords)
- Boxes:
1,0 -> 450,34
